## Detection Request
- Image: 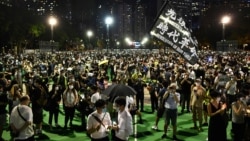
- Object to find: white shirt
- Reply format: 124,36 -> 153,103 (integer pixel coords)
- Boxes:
225,81 -> 237,95
87,111 -> 112,139
116,110 -> 133,140
125,96 -> 134,111
63,90 -> 78,107
10,105 -> 34,140
164,92 -> 180,109
91,92 -> 101,104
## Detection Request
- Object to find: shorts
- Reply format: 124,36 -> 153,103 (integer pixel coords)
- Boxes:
0,114 -> 7,126
165,109 -> 178,126
157,107 -> 165,118
32,107 -> 43,124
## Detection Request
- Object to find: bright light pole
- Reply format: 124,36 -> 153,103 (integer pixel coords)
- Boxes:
221,16 -> 230,41
86,30 -> 93,50
48,16 -> 57,52
105,16 -> 113,53
87,30 -> 93,42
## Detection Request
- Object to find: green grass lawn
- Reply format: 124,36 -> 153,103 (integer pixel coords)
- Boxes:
3,105 -> 233,141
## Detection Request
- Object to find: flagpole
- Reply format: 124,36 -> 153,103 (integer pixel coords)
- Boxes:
149,0 -> 169,32
150,0 -> 169,54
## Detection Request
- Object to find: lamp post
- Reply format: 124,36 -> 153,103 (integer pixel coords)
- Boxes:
86,30 -> 93,50
221,16 -> 230,41
116,41 -> 120,53
105,16 -> 113,53
48,16 -> 57,52
87,30 -> 93,42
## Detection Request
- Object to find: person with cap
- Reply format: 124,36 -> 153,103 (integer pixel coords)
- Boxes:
231,94 -> 247,141
190,78 -> 206,132
86,99 -> 112,141
161,83 -> 180,140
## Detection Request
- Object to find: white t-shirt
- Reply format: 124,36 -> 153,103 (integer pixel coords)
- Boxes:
116,110 -> 133,140
87,111 -> 112,139
10,105 -> 34,140
91,92 -> 101,104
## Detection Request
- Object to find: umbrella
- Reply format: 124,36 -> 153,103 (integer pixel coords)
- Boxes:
98,60 -> 109,66
102,84 -> 137,102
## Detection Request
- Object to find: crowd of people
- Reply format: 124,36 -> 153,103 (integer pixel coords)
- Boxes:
0,49 -> 250,141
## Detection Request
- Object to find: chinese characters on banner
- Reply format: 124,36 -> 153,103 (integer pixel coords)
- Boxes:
150,3 -> 199,65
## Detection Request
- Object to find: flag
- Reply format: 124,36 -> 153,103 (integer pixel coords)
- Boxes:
150,1 -> 199,65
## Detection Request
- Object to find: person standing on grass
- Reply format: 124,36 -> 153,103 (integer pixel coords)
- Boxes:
62,82 -> 79,129
161,83 -> 180,141
231,94 -> 247,141
47,84 -> 62,129
87,99 -> 112,141
190,78 -> 206,131
113,97 -> 133,141
207,90 -> 227,141
30,78 -> 47,135
202,78 -> 212,126
152,80 -> 168,130
10,95 -> 34,141
180,72 -> 193,113
0,85 -> 8,141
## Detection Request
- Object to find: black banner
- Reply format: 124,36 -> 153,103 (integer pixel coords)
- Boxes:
150,2 -> 199,65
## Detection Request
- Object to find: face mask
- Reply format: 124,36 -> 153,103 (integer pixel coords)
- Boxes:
216,97 -> 221,103
203,82 -> 206,86
69,85 -> 74,89
102,108 -> 107,113
115,106 -> 120,112
240,97 -> 244,101
246,96 -> 249,101
55,87 -> 59,90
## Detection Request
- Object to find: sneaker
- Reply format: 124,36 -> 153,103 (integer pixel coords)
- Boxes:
161,134 -> 167,139
190,126 -> 198,130
202,123 -> 208,126
151,125 -> 158,130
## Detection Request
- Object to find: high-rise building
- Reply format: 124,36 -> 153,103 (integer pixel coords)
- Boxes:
156,0 -> 206,30
95,0 -> 156,48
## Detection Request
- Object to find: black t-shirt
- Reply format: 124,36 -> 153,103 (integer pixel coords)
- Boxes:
0,92 -> 8,114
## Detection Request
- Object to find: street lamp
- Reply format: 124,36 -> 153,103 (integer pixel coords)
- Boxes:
86,30 -> 93,50
48,16 -> 57,52
87,30 -> 93,41
105,16 -> 114,52
221,16 -> 230,41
